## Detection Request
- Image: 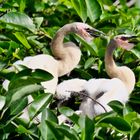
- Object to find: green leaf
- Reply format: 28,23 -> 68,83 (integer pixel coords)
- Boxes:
39,108 -> 58,140
84,57 -> 95,69
9,68 -> 53,90
74,34 -> 98,56
57,125 -> 80,140
71,0 -> 87,22
28,93 -> 53,121
59,107 -> 75,117
71,0 -> 80,18
44,108 -> 58,123
9,97 -> 28,115
0,12 -> 36,32
45,120 -> 64,140
6,84 -> 43,106
17,0 -> 26,12
79,0 -> 87,22
131,128 -> 140,140
124,112 -> 138,124
34,17 -> 44,29
0,95 -> 6,110
78,116 -> 94,140
130,48 -> 140,59
74,68 -> 93,80
99,117 -> 131,132
85,0 -> 102,22
31,69 -> 53,81
108,100 -> 124,116
16,125 -> 38,138
59,107 -> 79,124
119,0 -> 127,8
0,61 -> 6,71
13,32 -> 31,49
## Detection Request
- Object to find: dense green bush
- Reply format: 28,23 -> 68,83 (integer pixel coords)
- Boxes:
0,0 -> 140,139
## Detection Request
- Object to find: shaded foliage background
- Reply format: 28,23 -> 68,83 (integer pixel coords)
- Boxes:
0,0 -> 140,139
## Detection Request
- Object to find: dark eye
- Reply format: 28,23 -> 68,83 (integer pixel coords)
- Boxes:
120,36 -> 128,41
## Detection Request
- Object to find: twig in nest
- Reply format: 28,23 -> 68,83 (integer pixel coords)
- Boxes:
67,90 -> 107,113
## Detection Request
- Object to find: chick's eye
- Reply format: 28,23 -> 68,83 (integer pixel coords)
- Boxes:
120,36 -> 127,41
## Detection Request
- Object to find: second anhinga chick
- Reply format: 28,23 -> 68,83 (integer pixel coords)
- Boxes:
56,34 -> 136,119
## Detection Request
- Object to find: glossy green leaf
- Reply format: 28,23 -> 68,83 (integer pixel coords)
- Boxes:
13,32 -> 31,49
124,112 -> 138,124
6,84 -> 43,106
16,125 -> 38,138
71,0 -> 87,22
31,69 -> 53,81
45,120 -> 64,140
28,93 -> 53,120
9,68 -> 53,90
85,0 -> 102,22
59,107 -> 79,124
71,0 -> 80,18
130,48 -> 140,59
99,117 -> 131,132
0,61 -> 6,71
84,57 -> 95,69
0,95 -> 6,110
0,12 -> 36,32
59,107 -> 75,117
79,0 -> 87,22
57,125 -> 80,140
74,34 -> 97,56
108,100 -> 124,116
17,0 -> 26,12
9,97 -> 28,115
34,17 -> 44,29
78,116 -> 94,140
39,108 -> 58,140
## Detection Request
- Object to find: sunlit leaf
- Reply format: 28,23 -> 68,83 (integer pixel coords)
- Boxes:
84,57 -> 95,69
124,112 -> 138,124
85,0 -> 102,22
13,32 -> 31,49
16,125 -> 38,138
9,97 -> 28,115
8,68 -> 53,90
34,17 -> 44,29
78,116 -> 94,140
59,107 -> 79,124
71,0 -> 87,22
28,93 -> 52,120
0,95 -> 6,110
6,84 -> 43,106
39,108 -> 58,140
130,48 -> 140,59
0,12 -> 36,32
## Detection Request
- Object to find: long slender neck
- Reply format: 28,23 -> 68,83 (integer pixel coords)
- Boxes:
51,24 -> 75,59
105,39 -> 118,75
51,23 -> 81,77
105,39 -> 135,93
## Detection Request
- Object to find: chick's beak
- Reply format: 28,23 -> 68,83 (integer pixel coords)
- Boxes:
85,28 -> 107,39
